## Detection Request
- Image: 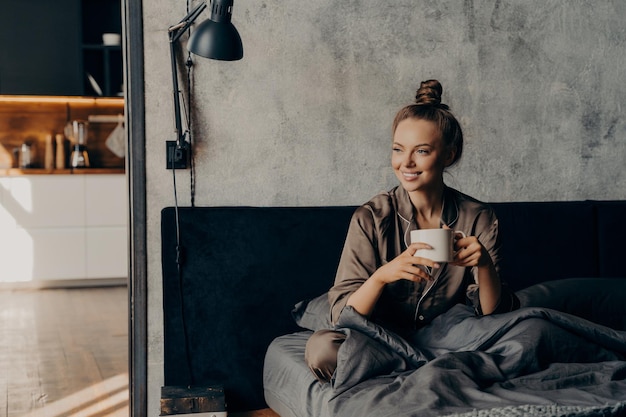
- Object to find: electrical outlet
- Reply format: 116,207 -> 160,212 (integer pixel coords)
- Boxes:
166,141 -> 189,169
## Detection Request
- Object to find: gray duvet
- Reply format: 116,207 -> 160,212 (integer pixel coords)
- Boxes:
264,304 -> 626,417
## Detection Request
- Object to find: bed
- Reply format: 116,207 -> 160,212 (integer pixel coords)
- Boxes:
160,201 -> 626,414
264,279 -> 626,417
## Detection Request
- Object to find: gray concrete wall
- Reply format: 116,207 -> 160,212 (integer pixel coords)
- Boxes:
143,1 -> 626,414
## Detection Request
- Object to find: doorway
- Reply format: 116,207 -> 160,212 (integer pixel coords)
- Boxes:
121,0 -> 148,416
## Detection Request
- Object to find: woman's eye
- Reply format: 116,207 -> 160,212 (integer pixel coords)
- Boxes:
415,149 -> 429,155
392,148 -> 402,153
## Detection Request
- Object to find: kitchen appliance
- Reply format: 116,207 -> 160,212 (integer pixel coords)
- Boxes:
66,120 -> 90,168
19,141 -> 36,168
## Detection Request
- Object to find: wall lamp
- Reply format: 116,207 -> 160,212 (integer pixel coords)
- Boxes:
162,2 -> 243,413
167,0 -> 243,168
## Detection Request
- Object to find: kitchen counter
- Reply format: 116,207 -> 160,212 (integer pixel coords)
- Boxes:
0,168 -> 125,176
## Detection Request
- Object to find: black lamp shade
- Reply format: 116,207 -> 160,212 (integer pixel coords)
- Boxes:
187,0 -> 243,61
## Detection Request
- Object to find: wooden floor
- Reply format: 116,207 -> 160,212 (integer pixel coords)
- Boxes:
0,286 -> 129,417
0,287 -> 281,417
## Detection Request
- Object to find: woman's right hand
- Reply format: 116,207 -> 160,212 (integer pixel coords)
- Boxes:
346,243 -> 440,318
371,242 -> 440,285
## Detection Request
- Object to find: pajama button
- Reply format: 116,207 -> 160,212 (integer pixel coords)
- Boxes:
418,315 -> 424,321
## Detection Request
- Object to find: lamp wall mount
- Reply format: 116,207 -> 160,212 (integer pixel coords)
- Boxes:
166,140 -> 189,169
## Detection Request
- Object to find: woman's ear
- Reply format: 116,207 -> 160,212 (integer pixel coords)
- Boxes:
444,146 -> 457,167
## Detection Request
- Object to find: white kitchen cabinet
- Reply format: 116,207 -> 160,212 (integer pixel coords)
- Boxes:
86,227 -> 127,278
6,176 -> 85,228
0,174 -> 127,283
85,175 -> 127,226
27,228 -> 87,280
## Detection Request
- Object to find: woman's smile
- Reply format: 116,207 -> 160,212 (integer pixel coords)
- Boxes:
402,171 -> 421,180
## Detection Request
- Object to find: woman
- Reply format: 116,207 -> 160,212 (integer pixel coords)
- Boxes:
305,79 -> 519,383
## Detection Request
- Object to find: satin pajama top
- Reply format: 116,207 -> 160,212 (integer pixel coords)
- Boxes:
328,186 -> 519,333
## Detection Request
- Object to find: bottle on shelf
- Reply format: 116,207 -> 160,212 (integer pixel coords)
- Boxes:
44,133 -> 55,169
55,134 -> 66,169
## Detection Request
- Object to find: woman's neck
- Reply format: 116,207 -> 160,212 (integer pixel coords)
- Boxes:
409,183 -> 445,229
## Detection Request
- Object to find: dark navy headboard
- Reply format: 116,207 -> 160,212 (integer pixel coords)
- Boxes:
161,206 -> 355,411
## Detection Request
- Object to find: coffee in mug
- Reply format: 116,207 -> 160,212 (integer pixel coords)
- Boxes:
410,229 -> 465,263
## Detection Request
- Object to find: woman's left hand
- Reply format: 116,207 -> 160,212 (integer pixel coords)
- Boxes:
451,233 -> 492,268
443,226 -> 501,315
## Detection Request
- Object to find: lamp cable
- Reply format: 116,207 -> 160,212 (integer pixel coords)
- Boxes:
171,0 -> 195,387
171,156 -> 195,387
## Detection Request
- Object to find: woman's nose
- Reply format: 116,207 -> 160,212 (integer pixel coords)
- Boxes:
402,153 -> 416,166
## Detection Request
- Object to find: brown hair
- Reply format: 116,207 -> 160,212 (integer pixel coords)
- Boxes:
392,79 -> 463,167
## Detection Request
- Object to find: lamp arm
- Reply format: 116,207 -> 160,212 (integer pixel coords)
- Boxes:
169,31 -> 185,148
169,1 -> 207,43
169,1 -> 207,148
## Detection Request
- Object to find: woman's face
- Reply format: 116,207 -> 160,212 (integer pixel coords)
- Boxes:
391,118 -> 452,194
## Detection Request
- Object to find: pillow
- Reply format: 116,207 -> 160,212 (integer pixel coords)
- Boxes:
515,278 -> 626,330
291,293 -> 333,331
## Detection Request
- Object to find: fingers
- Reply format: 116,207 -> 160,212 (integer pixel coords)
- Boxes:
406,243 -> 440,268
406,241 -> 433,254
381,246 -> 440,283
452,236 -> 487,267
453,249 -> 481,266
401,264 -> 433,282
378,262 -> 432,283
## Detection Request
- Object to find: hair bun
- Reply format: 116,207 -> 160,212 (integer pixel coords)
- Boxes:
414,79 -> 448,109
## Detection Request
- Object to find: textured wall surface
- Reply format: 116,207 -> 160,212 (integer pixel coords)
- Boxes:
143,1 -> 626,414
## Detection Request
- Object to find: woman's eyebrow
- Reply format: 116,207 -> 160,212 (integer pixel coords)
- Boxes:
393,142 -> 434,148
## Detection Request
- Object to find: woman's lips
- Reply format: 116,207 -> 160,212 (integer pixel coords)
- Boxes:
402,171 -> 420,180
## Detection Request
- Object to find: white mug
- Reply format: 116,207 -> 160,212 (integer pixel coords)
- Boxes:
410,229 -> 465,263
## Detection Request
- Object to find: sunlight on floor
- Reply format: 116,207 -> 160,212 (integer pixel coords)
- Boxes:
21,373 -> 129,417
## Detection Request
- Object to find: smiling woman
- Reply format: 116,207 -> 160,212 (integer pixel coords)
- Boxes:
306,79 -> 519,383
